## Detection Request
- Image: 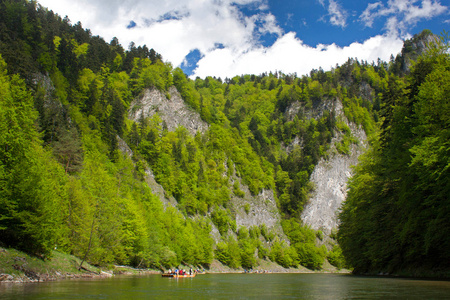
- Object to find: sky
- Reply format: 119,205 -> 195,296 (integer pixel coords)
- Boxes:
36,0 -> 449,79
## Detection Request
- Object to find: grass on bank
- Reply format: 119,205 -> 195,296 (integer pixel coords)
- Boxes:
0,246 -> 163,282
0,247 -> 100,280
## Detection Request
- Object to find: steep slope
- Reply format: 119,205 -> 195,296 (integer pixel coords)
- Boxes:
129,86 -> 209,135
300,30 -> 440,237
338,36 -> 449,276
3,0 -> 442,274
280,93 -> 369,236
127,85 -> 285,237
301,100 -> 367,234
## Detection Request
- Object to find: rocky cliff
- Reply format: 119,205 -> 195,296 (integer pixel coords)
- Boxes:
127,85 -> 285,239
127,84 -> 371,239
400,31 -> 439,73
300,99 -> 367,235
128,86 -> 209,136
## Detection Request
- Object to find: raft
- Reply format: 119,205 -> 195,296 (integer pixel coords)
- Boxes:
162,273 -> 196,278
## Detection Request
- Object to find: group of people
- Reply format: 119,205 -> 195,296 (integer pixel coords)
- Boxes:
167,268 -> 194,275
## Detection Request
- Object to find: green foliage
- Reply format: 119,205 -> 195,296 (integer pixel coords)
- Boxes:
338,37 -> 450,274
268,239 -> 298,268
3,2 -> 442,274
281,219 -> 327,270
130,59 -> 173,93
296,243 -> 327,270
214,236 -> 241,268
0,55 -> 65,257
211,207 -> 234,236
335,121 -> 358,155
327,244 -> 347,270
233,181 -> 246,198
0,6 -> 213,266
260,224 -> 275,242
239,238 -> 257,269
243,203 -> 250,214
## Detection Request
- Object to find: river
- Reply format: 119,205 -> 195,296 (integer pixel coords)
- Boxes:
1,273 -> 449,299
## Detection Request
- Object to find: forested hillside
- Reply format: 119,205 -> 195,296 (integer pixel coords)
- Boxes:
1,0 -> 446,275
338,33 -> 450,276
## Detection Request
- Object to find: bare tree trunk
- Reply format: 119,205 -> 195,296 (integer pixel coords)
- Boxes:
79,217 -> 95,270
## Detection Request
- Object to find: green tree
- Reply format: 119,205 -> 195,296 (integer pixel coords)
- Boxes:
0,56 -> 66,257
338,36 -> 450,274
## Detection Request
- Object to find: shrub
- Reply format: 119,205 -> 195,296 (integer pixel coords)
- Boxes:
327,244 -> 347,270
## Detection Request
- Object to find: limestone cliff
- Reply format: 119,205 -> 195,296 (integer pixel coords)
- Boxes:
301,124 -> 366,235
285,97 -> 368,235
126,85 -> 285,240
128,86 -> 209,136
230,176 -> 285,239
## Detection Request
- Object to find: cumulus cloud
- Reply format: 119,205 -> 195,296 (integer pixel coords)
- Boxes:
37,0 -> 405,79
360,0 -> 448,35
38,0 -> 269,66
192,32 -> 404,78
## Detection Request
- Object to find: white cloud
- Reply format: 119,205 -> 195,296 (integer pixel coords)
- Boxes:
192,32 -> 404,78
37,0 -> 404,80
38,0 -> 276,67
360,2 -> 384,27
317,0 -> 348,28
404,0 -> 447,23
360,0 -> 448,35
328,0 -> 348,27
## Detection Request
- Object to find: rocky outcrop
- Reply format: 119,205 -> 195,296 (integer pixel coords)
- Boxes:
283,97 -> 341,154
126,86 -> 286,239
117,136 -> 133,158
128,86 -> 209,136
126,87 -> 284,238
117,135 -> 177,209
228,166 -> 286,240
285,97 -> 337,122
300,142 -> 362,235
401,31 -> 439,73
143,167 -> 178,209
233,188 -> 283,234
300,99 -> 367,235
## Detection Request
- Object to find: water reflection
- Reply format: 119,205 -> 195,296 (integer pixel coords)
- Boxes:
1,273 -> 449,299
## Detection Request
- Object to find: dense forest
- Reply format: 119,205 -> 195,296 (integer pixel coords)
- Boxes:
338,33 -> 450,275
0,0 -> 447,275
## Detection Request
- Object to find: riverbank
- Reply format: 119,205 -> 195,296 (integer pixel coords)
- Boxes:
0,247 -> 349,283
4,245 -> 447,284
0,247 -> 159,283
205,258 -> 350,274
0,247 -> 350,283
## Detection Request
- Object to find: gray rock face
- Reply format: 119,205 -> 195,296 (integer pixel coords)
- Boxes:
228,167 -> 286,240
235,189 -> 281,230
128,86 -> 209,136
402,33 -> 439,73
116,135 -> 177,209
144,167 -> 178,209
126,87 -> 285,239
300,147 -> 360,235
300,99 -> 367,235
117,136 -> 133,158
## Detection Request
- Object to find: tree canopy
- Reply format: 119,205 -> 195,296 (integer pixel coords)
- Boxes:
338,34 -> 450,275
1,0 -> 446,275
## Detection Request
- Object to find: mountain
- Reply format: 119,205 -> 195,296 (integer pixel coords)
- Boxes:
1,0 -> 446,275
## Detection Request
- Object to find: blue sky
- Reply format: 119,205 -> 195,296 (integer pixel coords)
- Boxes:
265,0 -> 448,45
38,0 -> 448,78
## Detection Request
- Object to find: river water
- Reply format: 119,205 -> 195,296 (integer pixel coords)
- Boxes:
1,273 -> 449,299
